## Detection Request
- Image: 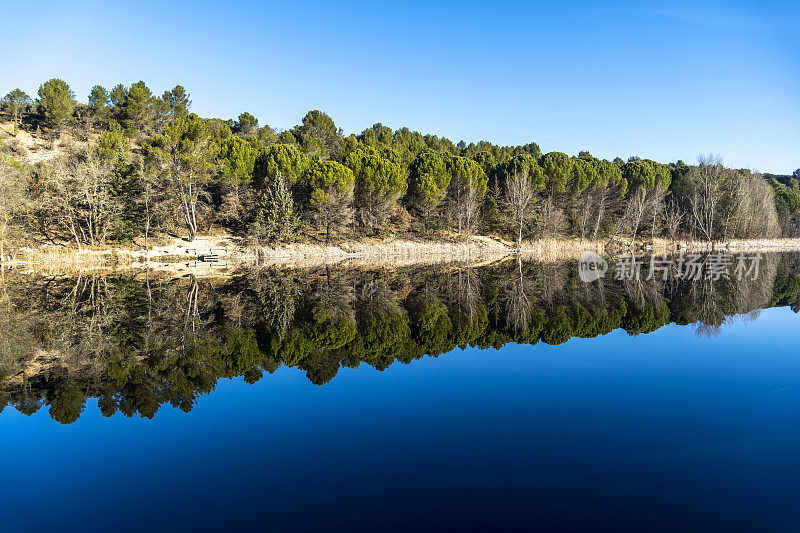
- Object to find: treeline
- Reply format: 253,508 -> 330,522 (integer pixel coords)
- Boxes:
2,253 -> 800,424
1,79 -> 799,256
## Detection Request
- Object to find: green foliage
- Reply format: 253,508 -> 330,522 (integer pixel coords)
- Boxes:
349,310 -> 411,370
445,155 -> 489,233
124,81 -> 155,133
307,160 -> 355,241
277,130 -> 297,145
251,174 -> 299,243
450,303 -> 488,346
471,151 -> 497,173
409,149 -> 450,221
87,85 -> 110,126
37,78 -> 76,129
540,306 -> 574,345
95,122 -> 130,163
218,136 -> 258,188
4,251 -> 794,423
447,155 -> 488,197
109,84 -> 127,108
513,141 -> 542,160
569,157 -> 597,194
1,77 -> 794,248
502,153 -> 545,190
358,123 -> 394,148
47,380 -> 86,425
1,88 -> 32,126
769,178 -> 800,236
482,195 -> 500,227
771,272 -> 800,312
540,151 -> 572,194
148,114 -> 216,175
292,109 -> 342,158
409,297 -> 453,355
389,127 -> 429,166
147,113 -> 217,240
88,85 -> 109,109
343,145 -> 407,230
253,144 -> 310,189
221,329 -> 262,378
254,126 -> 278,146
163,85 -> 191,118
109,167 -> 145,241
623,302 -> 671,335
92,124 -> 144,241
310,311 -> 357,350
206,117 -> 233,142
234,112 -> 258,136
596,158 -> 627,194
622,158 -> 672,192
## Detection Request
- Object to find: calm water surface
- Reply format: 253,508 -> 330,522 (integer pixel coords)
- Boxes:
1,254 -> 800,531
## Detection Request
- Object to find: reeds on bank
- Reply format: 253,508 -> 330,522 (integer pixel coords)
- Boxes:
5,235 -> 800,273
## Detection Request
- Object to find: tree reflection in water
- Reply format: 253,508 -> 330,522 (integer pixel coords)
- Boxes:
1,252 -> 800,424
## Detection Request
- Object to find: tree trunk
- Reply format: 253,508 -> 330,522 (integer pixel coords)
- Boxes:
592,189 -> 606,240
70,219 -> 83,252
651,209 -> 656,242
326,219 -> 331,245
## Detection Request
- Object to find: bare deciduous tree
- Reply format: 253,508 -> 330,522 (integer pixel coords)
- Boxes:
68,152 -> 117,246
30,153 -> 120,249
664,197 -> 684,241
502,168 -> 537,250
138,158 -> 170,251
539,195 -> 567,239
610,186 -> 646,247
689,154 -> 727,242
0,157 -> 26,260
504,257 -> 533,332
578,189 -> 593,241
460,177 -> 483,239
725,170 -> 780,239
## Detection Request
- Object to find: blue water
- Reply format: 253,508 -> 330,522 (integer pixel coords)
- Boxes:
2,307 -> 800,532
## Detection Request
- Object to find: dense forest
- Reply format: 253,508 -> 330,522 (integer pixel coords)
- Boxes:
1,79 -> 799,257
2,253 -> 800,424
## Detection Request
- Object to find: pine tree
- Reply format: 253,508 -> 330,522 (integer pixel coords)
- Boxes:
252,173 -> 299,244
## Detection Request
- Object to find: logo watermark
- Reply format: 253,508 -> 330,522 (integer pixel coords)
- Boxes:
578,252 -> 762,282
578,251 -> 608,282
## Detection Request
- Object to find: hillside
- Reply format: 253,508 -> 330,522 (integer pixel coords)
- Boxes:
1,79 -> 800,268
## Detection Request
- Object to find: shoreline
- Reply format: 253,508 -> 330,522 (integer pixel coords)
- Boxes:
3,236 -> 800,274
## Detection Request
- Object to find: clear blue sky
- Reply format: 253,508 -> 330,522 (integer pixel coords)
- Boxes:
3,0 -> 798,173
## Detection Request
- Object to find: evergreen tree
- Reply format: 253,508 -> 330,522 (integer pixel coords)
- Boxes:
37,78 -> 76,132
146,114 -> 217,241
409,149 -> 449,227
343,145 -> 407,232
163,85 -> 191,118
1,89 -> 32,132
307,160 -> 355,243
252,172 -> 299,244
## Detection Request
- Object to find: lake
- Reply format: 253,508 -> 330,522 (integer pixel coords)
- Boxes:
2,252 -> 800,531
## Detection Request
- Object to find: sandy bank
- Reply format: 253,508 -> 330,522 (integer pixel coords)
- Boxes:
4,235 -> 800,274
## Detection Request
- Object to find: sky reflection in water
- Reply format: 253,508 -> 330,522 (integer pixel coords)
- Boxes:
1,257 -> 800,531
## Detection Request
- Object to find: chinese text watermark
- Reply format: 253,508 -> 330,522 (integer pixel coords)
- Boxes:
578,252 -> 762,282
